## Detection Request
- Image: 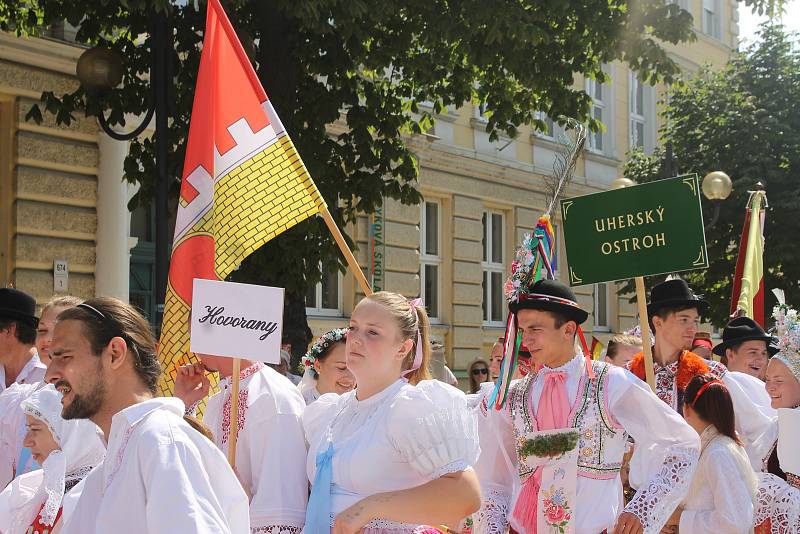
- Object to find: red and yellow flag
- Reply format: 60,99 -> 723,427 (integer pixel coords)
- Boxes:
590,336 -> 605,360
730,191 -> 766,326
158,0 -> 326,395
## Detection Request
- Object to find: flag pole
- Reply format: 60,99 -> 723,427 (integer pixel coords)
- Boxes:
228,357 -> 241,467
635,277 -> 656,392
320,206 -> 373,297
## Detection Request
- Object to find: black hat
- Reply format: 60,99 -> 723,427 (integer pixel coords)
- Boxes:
509,279 -> 589,325
712,317 -> 773,357
647,279 -> 709,317
0,288 -> 38,328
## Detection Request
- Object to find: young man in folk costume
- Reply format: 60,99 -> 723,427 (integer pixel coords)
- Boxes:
473,278 -> 701,534
626,278 -> 776,470
175,351 -> 309,534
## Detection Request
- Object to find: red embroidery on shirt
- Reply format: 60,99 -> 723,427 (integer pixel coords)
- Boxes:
220,362 -> 265,445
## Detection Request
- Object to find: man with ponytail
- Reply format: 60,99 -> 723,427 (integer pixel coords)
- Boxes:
665,374 -> 758,533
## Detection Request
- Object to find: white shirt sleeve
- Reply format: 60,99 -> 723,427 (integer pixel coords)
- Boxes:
609,369 -> 701,534
722,371 -> 777,470
142,439 -> 247,534
240,403 -> 308,532
387,380 -> 480,480
679,447 -> 755,534
472,384 -> 516,534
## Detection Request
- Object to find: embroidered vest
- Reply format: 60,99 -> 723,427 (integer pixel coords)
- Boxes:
508,360 -> 627,481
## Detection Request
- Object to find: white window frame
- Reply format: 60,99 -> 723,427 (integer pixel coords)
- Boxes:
482,210 -> 506,327
420,200 -> 442,321
586,76 -> 606,154
593,282 -> 611,331
703,0 -> 721,39
629,71 -> 646,151
534,111 -> 556,140
306,260 -> 343,317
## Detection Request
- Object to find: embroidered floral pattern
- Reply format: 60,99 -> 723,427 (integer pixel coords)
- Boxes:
104,426 -> 135,493
542,486 -> 572,533
473,487 -> 510,534
755,473 -> 800,534
301,328 -> 348,373
219,362 -> 264,445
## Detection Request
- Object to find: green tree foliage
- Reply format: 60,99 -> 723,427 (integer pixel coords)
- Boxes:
623,25 -> 800,327
0,0 -> 779,351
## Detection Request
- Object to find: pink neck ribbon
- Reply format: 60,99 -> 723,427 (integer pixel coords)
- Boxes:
401,298 -> 424,377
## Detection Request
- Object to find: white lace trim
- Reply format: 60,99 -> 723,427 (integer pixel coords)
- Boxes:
430,460 -> 469,481
755,472 -> 800,533
472,487 -> 509,534
252,525 -> 301,534
624,446 -> 698,534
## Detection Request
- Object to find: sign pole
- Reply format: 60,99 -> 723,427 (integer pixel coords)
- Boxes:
228,357 -> 241,467
635,277 -> 656,392
320,206 -> 373,297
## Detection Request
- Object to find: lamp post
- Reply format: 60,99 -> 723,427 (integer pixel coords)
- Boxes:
76,12 -> 172,332
701,170 -> 733,230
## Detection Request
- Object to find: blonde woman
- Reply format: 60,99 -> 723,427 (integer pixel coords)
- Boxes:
303,292 -> 481,533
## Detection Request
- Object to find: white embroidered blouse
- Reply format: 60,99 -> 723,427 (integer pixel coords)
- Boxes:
302,379 -> 480,533
679,425 -> 758,534
203,363 -> 309,534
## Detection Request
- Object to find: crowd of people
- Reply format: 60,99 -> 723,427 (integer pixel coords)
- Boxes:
0,273 -> 798,533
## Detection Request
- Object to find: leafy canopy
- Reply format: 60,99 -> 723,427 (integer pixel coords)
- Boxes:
623,24 -> 800,327
0,0 -> 777,298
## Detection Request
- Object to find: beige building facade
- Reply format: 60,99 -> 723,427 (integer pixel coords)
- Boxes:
0,0 -> 739,380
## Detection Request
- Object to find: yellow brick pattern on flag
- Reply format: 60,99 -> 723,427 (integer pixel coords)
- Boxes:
212,136 -> 326,279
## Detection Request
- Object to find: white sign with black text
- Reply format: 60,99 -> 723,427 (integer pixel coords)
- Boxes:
190,279 -> 284,363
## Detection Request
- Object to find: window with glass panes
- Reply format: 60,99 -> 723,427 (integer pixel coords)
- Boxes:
703,0 -> 721,39
420,201 -> 441,320
586,76 -> 605,153
482,210 -> 506,325
306,257 -> 341,315
594,282 -> 610,329
629,72 -> 646,150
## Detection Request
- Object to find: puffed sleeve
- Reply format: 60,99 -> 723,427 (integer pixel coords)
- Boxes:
678,445 -> 756,534
301,392 -> 343,449
386,380 -> 480,481
754,472 -> 800,532
608,368 -> 701,534
722,371 -> 777,470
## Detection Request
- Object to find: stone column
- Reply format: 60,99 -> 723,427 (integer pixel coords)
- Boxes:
95,133 -> 131,301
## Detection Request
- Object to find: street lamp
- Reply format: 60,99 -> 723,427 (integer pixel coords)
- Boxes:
76,12 -> 172,333
610,177 -> 637,189
701,171 -> 733,229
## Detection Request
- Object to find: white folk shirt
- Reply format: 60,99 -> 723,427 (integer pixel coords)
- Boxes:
679,426 -> 758,534
204,363 -> 308,534
474,353 -> 701,534
60,397 -> 250,534
0,352 -> 46,393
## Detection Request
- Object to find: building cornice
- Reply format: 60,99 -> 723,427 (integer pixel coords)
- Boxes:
0,32 -> 84,76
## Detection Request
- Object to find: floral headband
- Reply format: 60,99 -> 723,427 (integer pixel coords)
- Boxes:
301,328 -> 348,372
772,289 -> 800,383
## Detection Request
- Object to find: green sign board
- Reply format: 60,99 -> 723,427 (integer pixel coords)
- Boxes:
560,174 -> 708,286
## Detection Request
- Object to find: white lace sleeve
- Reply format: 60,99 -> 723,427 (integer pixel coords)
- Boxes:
755,472 -> 800,534
609,370 -> 700,534
723,371 -> 778,470
388,380 -> 479,480
471,384 -> 515,534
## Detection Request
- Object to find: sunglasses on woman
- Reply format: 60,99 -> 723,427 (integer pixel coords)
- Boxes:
472,368 -> 489,376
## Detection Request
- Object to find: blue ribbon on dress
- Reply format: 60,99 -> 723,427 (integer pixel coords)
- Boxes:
305,441 -> 335,534
16,447 -> 39,475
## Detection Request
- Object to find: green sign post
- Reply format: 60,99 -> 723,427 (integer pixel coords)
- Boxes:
560,174 -> 708,287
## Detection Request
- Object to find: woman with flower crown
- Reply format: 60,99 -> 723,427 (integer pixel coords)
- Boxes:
753,293 -> 800,534
0,384 -> 105,534
301,291 -> 481,533
298,328 -> 355,405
